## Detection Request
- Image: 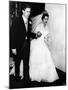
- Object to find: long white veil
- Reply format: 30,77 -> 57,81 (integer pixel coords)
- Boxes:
31,13 -> 43,32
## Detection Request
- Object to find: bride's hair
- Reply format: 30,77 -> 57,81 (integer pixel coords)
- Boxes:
42,10 -> 49,20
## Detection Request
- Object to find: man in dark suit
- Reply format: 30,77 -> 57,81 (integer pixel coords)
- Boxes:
10,4 -> 38,82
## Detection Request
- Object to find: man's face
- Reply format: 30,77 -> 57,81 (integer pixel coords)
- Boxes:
23,8 -> 31,19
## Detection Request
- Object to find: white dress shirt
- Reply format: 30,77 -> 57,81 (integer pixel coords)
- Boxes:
22,15 -> 28,32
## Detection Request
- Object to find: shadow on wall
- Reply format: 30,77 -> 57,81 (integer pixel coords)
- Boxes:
45,4 -> 66,72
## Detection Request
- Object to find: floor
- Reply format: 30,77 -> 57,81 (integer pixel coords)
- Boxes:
9,68 -> 66,89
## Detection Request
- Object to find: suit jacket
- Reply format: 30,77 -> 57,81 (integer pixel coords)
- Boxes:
10,16 -> 36,54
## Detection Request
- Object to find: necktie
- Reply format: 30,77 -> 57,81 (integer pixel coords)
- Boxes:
25,22 -> 28,40
25,22 -> 28,32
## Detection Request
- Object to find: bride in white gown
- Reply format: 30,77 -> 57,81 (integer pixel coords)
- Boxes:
29,11 -> 59,82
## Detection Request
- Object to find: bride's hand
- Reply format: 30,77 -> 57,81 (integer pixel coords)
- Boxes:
44,34 -> 52,45
44,34 -> 49,44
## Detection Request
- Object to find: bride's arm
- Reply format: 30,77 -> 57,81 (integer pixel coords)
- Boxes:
30,25 -> 42,40
34,25 -> 42,38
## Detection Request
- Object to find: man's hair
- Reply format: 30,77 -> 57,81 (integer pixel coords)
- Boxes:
22,4 -> 31,10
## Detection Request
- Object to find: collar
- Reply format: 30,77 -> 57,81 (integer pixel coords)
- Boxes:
22,15 -> 28,24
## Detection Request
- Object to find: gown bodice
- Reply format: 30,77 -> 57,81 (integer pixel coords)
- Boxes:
34,23 -> 48,40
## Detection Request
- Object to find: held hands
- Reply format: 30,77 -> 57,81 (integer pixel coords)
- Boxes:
36,31 -> 42,38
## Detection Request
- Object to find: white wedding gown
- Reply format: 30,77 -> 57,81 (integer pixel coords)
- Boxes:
29,23 -> 59,82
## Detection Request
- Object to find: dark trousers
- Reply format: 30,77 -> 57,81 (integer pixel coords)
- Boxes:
15,40 -> 30,80
15,57 -> 21,77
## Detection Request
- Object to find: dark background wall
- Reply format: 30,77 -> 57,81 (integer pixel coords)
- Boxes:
9,1 -> 45,27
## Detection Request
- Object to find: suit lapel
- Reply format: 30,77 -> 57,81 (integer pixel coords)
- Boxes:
20,16 -> 27,33
20,16 -> 31,34
28,21 -> 31,33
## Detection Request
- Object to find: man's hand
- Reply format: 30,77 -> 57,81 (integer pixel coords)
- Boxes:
36,31 -> 42,38
12,49 -> 17,55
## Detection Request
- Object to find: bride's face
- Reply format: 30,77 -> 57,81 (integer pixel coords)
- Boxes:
43,16 -> 48,25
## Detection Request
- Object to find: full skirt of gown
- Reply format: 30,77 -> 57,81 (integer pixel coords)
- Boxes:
29,35 -> 59,82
